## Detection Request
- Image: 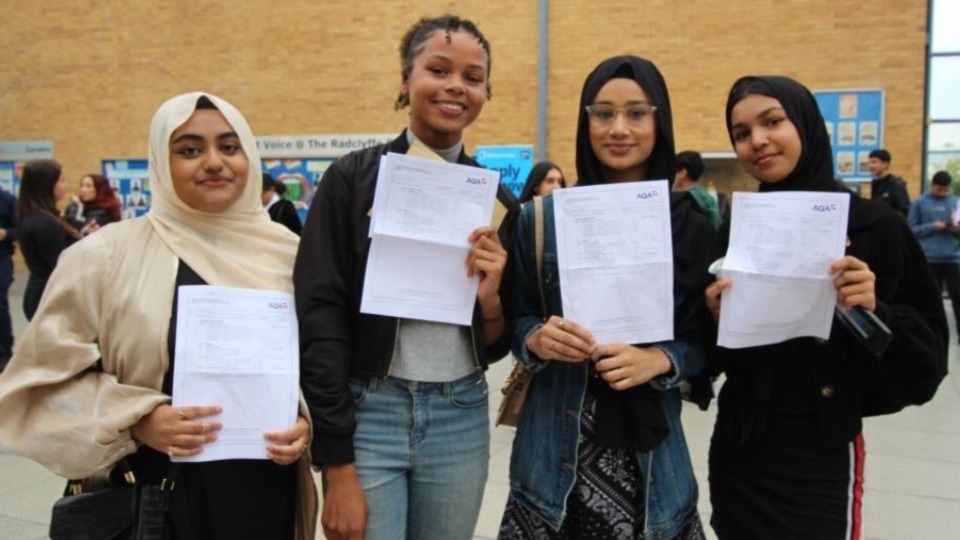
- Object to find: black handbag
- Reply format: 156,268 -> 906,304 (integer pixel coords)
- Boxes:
49,461 -> 178,540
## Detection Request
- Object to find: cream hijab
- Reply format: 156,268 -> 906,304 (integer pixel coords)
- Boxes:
146,92 -> 298,292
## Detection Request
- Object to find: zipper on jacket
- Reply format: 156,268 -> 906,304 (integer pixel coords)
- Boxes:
470,320 -> 481,370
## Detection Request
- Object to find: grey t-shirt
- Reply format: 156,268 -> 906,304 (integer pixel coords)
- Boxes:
388,130 -> 477,382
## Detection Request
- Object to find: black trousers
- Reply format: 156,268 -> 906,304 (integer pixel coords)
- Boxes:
928,262 -> 960,334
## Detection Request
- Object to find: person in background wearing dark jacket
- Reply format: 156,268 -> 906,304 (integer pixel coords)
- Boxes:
867,148 -> 910,218
0,187 -> 15,370
706,76 -> 947,539
674,150 -> 721,228
908,170 -> 960,341
294,15 -> 519,540
17,159 -> 81,320
262,173 -> 302,236
517,161 -> 565,204
63,174 -> 121,232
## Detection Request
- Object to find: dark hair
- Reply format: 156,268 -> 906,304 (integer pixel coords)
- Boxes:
725,76 -> 837,193
262,172 -> 288,196
262,172 -> 276,191
575,56 -> 675,186
868,149 -> 891,163
18,159 -> 79,237
195,95 -> 218,110
19,159 -> 62,219
676,151 -> 705,181
932,170 -> 952,186
518,161 -> 565,203
82,174 -> 121,221
394,15 -> 492,110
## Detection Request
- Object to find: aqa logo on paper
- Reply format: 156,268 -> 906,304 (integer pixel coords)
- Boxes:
268,302 -> 289,310
637,189 -> 659,200
466,177 -> 488,186
812,203 -> 838,212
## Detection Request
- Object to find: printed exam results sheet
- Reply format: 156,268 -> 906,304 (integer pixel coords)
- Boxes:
718,191 -> 850,348
172,286 -> 299,462
554,180 -> 674,345
361,152 -> 500,325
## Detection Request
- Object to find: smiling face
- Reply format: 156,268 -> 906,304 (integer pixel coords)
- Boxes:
403,29 -> 489,149
729,94 -> 802,185
78,176 -> 97,202
588,78 -> 657,183
168,108 -> 249,213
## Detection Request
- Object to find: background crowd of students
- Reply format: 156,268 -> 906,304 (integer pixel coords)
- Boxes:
0,12 -> 951,540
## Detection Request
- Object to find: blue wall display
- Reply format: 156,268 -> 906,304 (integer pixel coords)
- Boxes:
813,89 -> 884,182
102,159 -> 150,219
475,145 -> 535,198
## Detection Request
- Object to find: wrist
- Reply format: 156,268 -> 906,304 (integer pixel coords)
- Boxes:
478,295 -> 502,320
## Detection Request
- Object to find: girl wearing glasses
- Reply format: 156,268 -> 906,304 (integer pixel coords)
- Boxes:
295,14 -> 519,540
498,55 -> 718,540
705,76 -> 946,539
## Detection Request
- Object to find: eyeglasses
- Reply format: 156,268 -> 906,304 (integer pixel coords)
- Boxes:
585,104 -> 658,128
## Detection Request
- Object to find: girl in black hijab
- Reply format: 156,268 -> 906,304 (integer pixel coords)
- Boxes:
705,76 -> 947,539
498,55 -> 717,540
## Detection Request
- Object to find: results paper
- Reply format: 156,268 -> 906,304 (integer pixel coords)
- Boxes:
554,181 -> 674,345
361,153 -> 500,325
172,286 -> 299,462
717,191 -> 850,348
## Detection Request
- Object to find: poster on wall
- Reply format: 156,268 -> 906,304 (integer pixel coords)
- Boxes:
474,145 -> 534,198
813,89 -> 884,183
261,158 -> 333,224
102,159 -> 150,219
0,162 -> 25,196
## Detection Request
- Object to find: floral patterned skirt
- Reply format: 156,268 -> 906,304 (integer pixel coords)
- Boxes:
498,389 -> 706,540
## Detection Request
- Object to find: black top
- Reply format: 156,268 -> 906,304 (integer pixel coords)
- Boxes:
870,174 -> 911,218
268,198 -> 303,236
0,189 -> 16,258
713,76 -> 948,449
119,261 -> 296,538
19,212 -> 72,283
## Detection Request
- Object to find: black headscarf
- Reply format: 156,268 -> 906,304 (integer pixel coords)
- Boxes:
724,76 -> 841,194
572,56 -> 683,451
719,76 -> 869,443
576,56 -> 676,187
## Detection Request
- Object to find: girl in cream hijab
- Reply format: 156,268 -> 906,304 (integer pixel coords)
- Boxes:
0,92 -> 317,539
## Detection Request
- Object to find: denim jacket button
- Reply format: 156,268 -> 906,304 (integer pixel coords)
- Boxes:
819,384 -> 836,398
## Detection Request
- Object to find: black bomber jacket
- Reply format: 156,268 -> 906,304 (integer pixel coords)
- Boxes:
294,131 -> 520,466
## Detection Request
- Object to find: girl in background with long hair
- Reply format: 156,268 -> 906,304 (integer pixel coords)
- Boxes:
64,173 -> 121,231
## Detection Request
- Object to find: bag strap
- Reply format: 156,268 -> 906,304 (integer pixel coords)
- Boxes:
533,195 -> 547,320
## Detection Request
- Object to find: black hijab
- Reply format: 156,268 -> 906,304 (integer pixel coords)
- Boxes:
572,56 -> 682,451
725,76 -> 841,194
576,55 -> 676,187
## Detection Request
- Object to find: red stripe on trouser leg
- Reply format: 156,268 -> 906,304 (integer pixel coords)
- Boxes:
849,433 -> 865,540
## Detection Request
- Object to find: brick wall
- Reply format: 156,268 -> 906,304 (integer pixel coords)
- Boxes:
0,0 -> 928,201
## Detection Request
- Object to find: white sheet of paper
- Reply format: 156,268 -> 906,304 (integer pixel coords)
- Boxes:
554,181 -> 674,344
360,152 -> 500,325
717,191 -> 850,348
172,286 -> 299,462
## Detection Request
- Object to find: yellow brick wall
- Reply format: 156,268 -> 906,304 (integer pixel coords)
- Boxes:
0,0 -> 928,202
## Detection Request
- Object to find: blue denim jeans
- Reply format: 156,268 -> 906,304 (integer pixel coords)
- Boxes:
348,372 -> 490,540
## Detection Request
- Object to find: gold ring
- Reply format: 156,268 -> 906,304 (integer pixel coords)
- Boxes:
178,410 -> 187,420
558,319 -> 566,328
167,446 -> 175,458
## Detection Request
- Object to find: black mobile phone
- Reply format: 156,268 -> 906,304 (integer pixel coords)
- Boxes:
834,306 -> 892,357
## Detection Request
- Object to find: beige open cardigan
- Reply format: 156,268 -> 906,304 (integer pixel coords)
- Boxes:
0,218 -> 318,539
